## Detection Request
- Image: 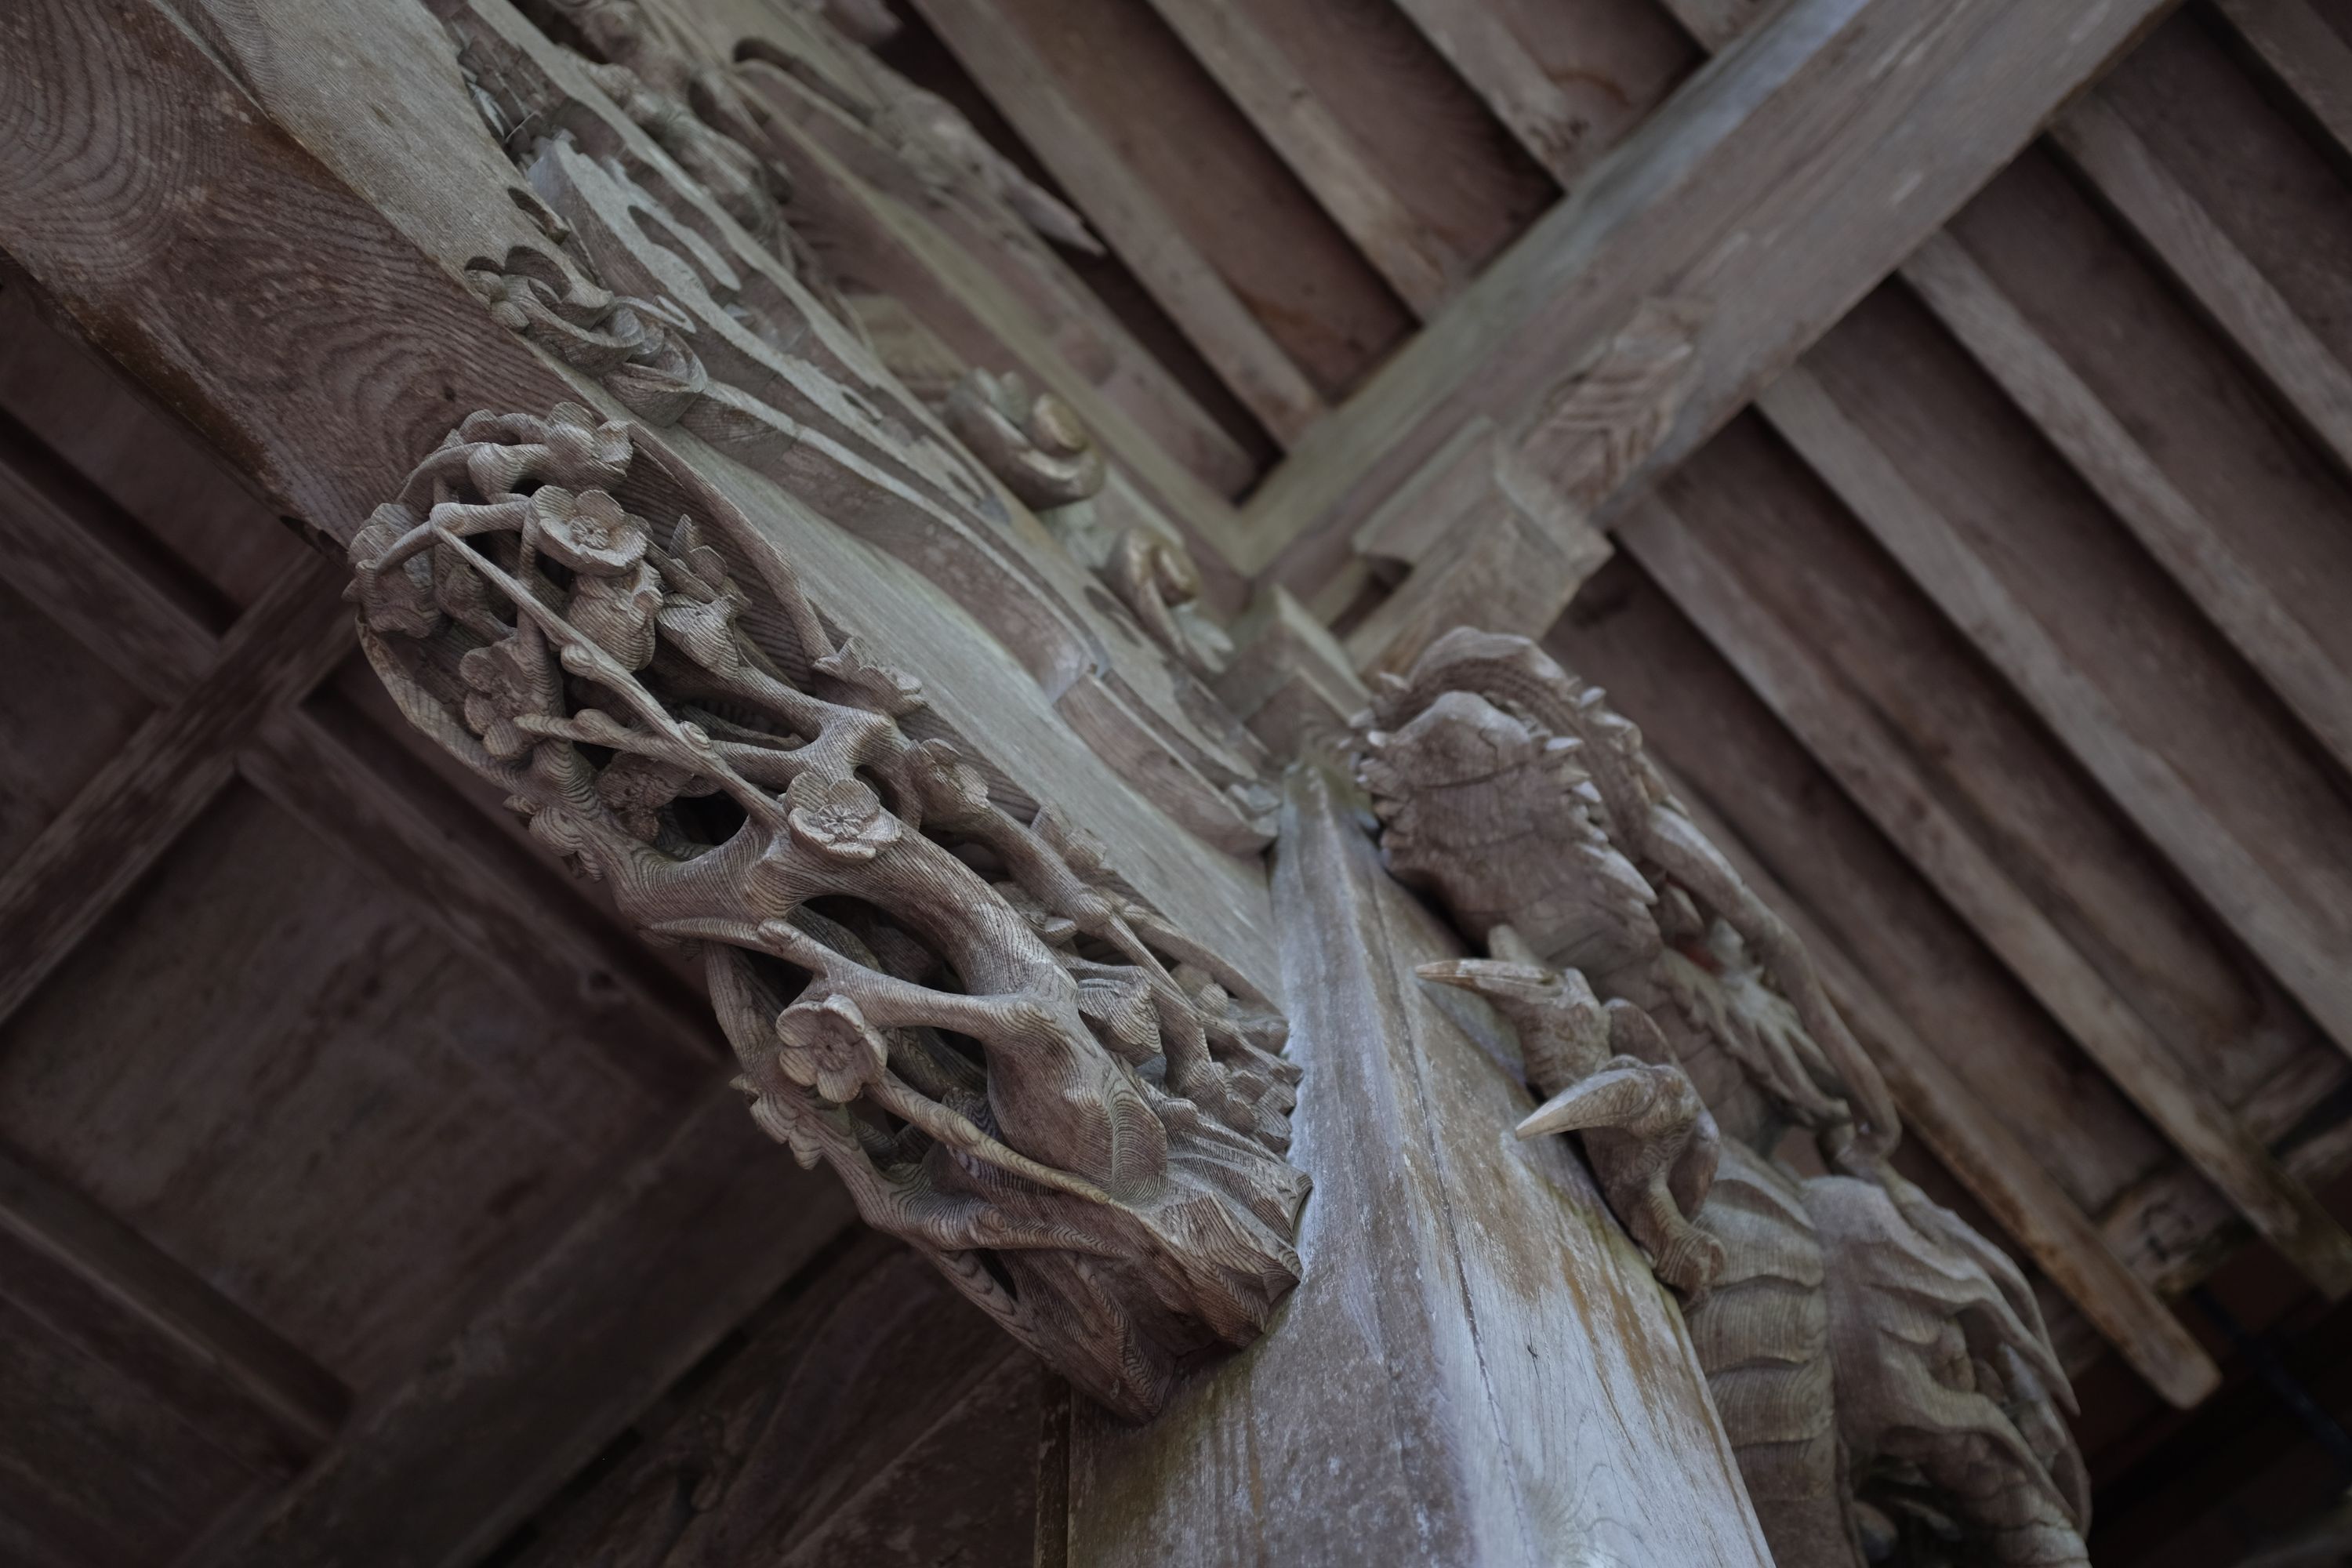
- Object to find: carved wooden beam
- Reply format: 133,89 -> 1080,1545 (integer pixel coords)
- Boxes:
1356,629 -> 2096,1567
1242,0 -> 2180,605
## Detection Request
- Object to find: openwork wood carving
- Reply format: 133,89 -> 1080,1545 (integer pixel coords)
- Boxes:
1358,630 -> 2090,1567
350,404 -> 1307,1418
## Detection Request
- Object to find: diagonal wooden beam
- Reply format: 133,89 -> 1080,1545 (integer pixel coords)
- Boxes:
2209,0 -> 2352,172
1136,0 -> 1460,315
0,1139 -> 349,1478
1379,0 -> 1602,187
1241,0 -> 2180,587
906,0 -> 1327,446
0,549 -> 353,1028
1899,230 -> 2352,779
1624,488 -> 2352,1301
1659,771 -> 2222,1407
2052,95 -> 2352,481
1754,361 -> 2352,1070
0,416 -> 718,1083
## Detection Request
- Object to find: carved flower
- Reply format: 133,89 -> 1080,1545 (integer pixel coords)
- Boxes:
655,592 -> 744,673
347,509 -> 442,637
814,637 -> 924,716
568,559 -> 664,670
596,751 -> 710,842
785,773 -> 901,862
530,485 -> 648,576
541,403 -> 634,492
459,630 -> 558,761
774,993 -> 888,1103
742,1080 -> 829,1168
909,738 -> 994,826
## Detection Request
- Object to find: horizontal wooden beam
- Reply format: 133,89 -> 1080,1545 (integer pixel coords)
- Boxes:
1660,775 -> 2222,1407
1900,230 -> 2352,779
1240,0 -> 2176,586
1624,485 -> 2352,1301
907,0 -> 1327,445
2052,95 -> 2352,481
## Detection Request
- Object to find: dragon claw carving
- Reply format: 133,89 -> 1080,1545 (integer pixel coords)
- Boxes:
1363,630 -> 2087,1566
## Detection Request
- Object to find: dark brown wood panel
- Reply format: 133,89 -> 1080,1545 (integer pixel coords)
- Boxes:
985,0 -> 1414,397
0,579 -> 151,867
0,782 -> 665,1389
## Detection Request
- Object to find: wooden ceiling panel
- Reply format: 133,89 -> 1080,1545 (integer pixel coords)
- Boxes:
1795,282 -> 2352,1072
0,1290 -> 260,1568
0,285 -> 303,613
0,579 -> 152,869
0,782 -> 666,1390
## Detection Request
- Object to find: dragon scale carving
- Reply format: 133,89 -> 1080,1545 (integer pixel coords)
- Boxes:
349,404 -> 1307,1419
1357,630 -> 2089,1567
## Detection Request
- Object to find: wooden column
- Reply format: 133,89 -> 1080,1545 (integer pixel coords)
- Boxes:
1056,764 -> 1771,1568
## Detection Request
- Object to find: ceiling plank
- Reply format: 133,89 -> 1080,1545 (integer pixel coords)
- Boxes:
0,551 -> 351,1030
1660,770 -> 2222,1408
2052,95 -> 2352,481
906,0 -> 1327,445
1240,0 -> 2178,588
188,1083 -> 856,1568
0,1139 -> 348,1476
0,420 -> 718,1085
1755,355 -> 2352,1073
2209,0 -> 2352,170
1623,484 -> 2352,1302
1900,230 -> 2352,779
1136,0 -> 1460,315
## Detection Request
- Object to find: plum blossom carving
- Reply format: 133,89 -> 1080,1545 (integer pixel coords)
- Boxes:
347,405 -> 1306,1421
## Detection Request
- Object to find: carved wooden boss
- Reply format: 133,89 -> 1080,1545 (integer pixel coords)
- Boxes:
5,0 -> 2092,1559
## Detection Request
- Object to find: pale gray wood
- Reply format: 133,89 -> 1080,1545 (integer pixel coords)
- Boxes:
1065,765 -> 1772,1568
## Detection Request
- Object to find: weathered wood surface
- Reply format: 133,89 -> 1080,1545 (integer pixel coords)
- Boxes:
509,1237 -> 1035,1568
197,1086 -> 855,1568
1062,766 -> 1771,1568
1242,0 -> 2179,596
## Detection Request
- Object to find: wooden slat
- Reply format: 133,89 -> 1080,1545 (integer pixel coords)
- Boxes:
0,419 -> 717,1080
1623,487 -> 2352,1301
1383,0 -> 1619,184
906,0 -> 1327,445
0,1141 -> 348,1475
1657,0 -> 1775,52
1900,230 -> 2352,777
509,1237 -> 1033,1567
1755,354 -> 2352,1065
194,1084 -> 856,1568
1240,0 -> 2177,588
2210,0 -> 2352,169
1137,0 -> 1458,314
0,552 -> 352,1029
1661,778 -> 2222,1407
2052,95 -> 2352,479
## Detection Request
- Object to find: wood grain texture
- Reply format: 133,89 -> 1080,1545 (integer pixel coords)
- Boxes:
510,1238 -> 1035,1568
1388,0 -> 1696,187
2052,94 -> 2352,481
1243,0 -> 2175,593
906,0 -> 1332,441
1901,228 -> 2352,778
1778,290 -> 2352,1073
2211,0 -> 2352,167
1709,382 -> 2352,1298
1066,766 -> 1772,1568
0,551 -> 353,1030
197,1084 -> 854,1568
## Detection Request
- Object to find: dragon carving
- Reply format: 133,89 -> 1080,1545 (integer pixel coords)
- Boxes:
1356,630 -> 2090,1567
348,404 -> 1307,1419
